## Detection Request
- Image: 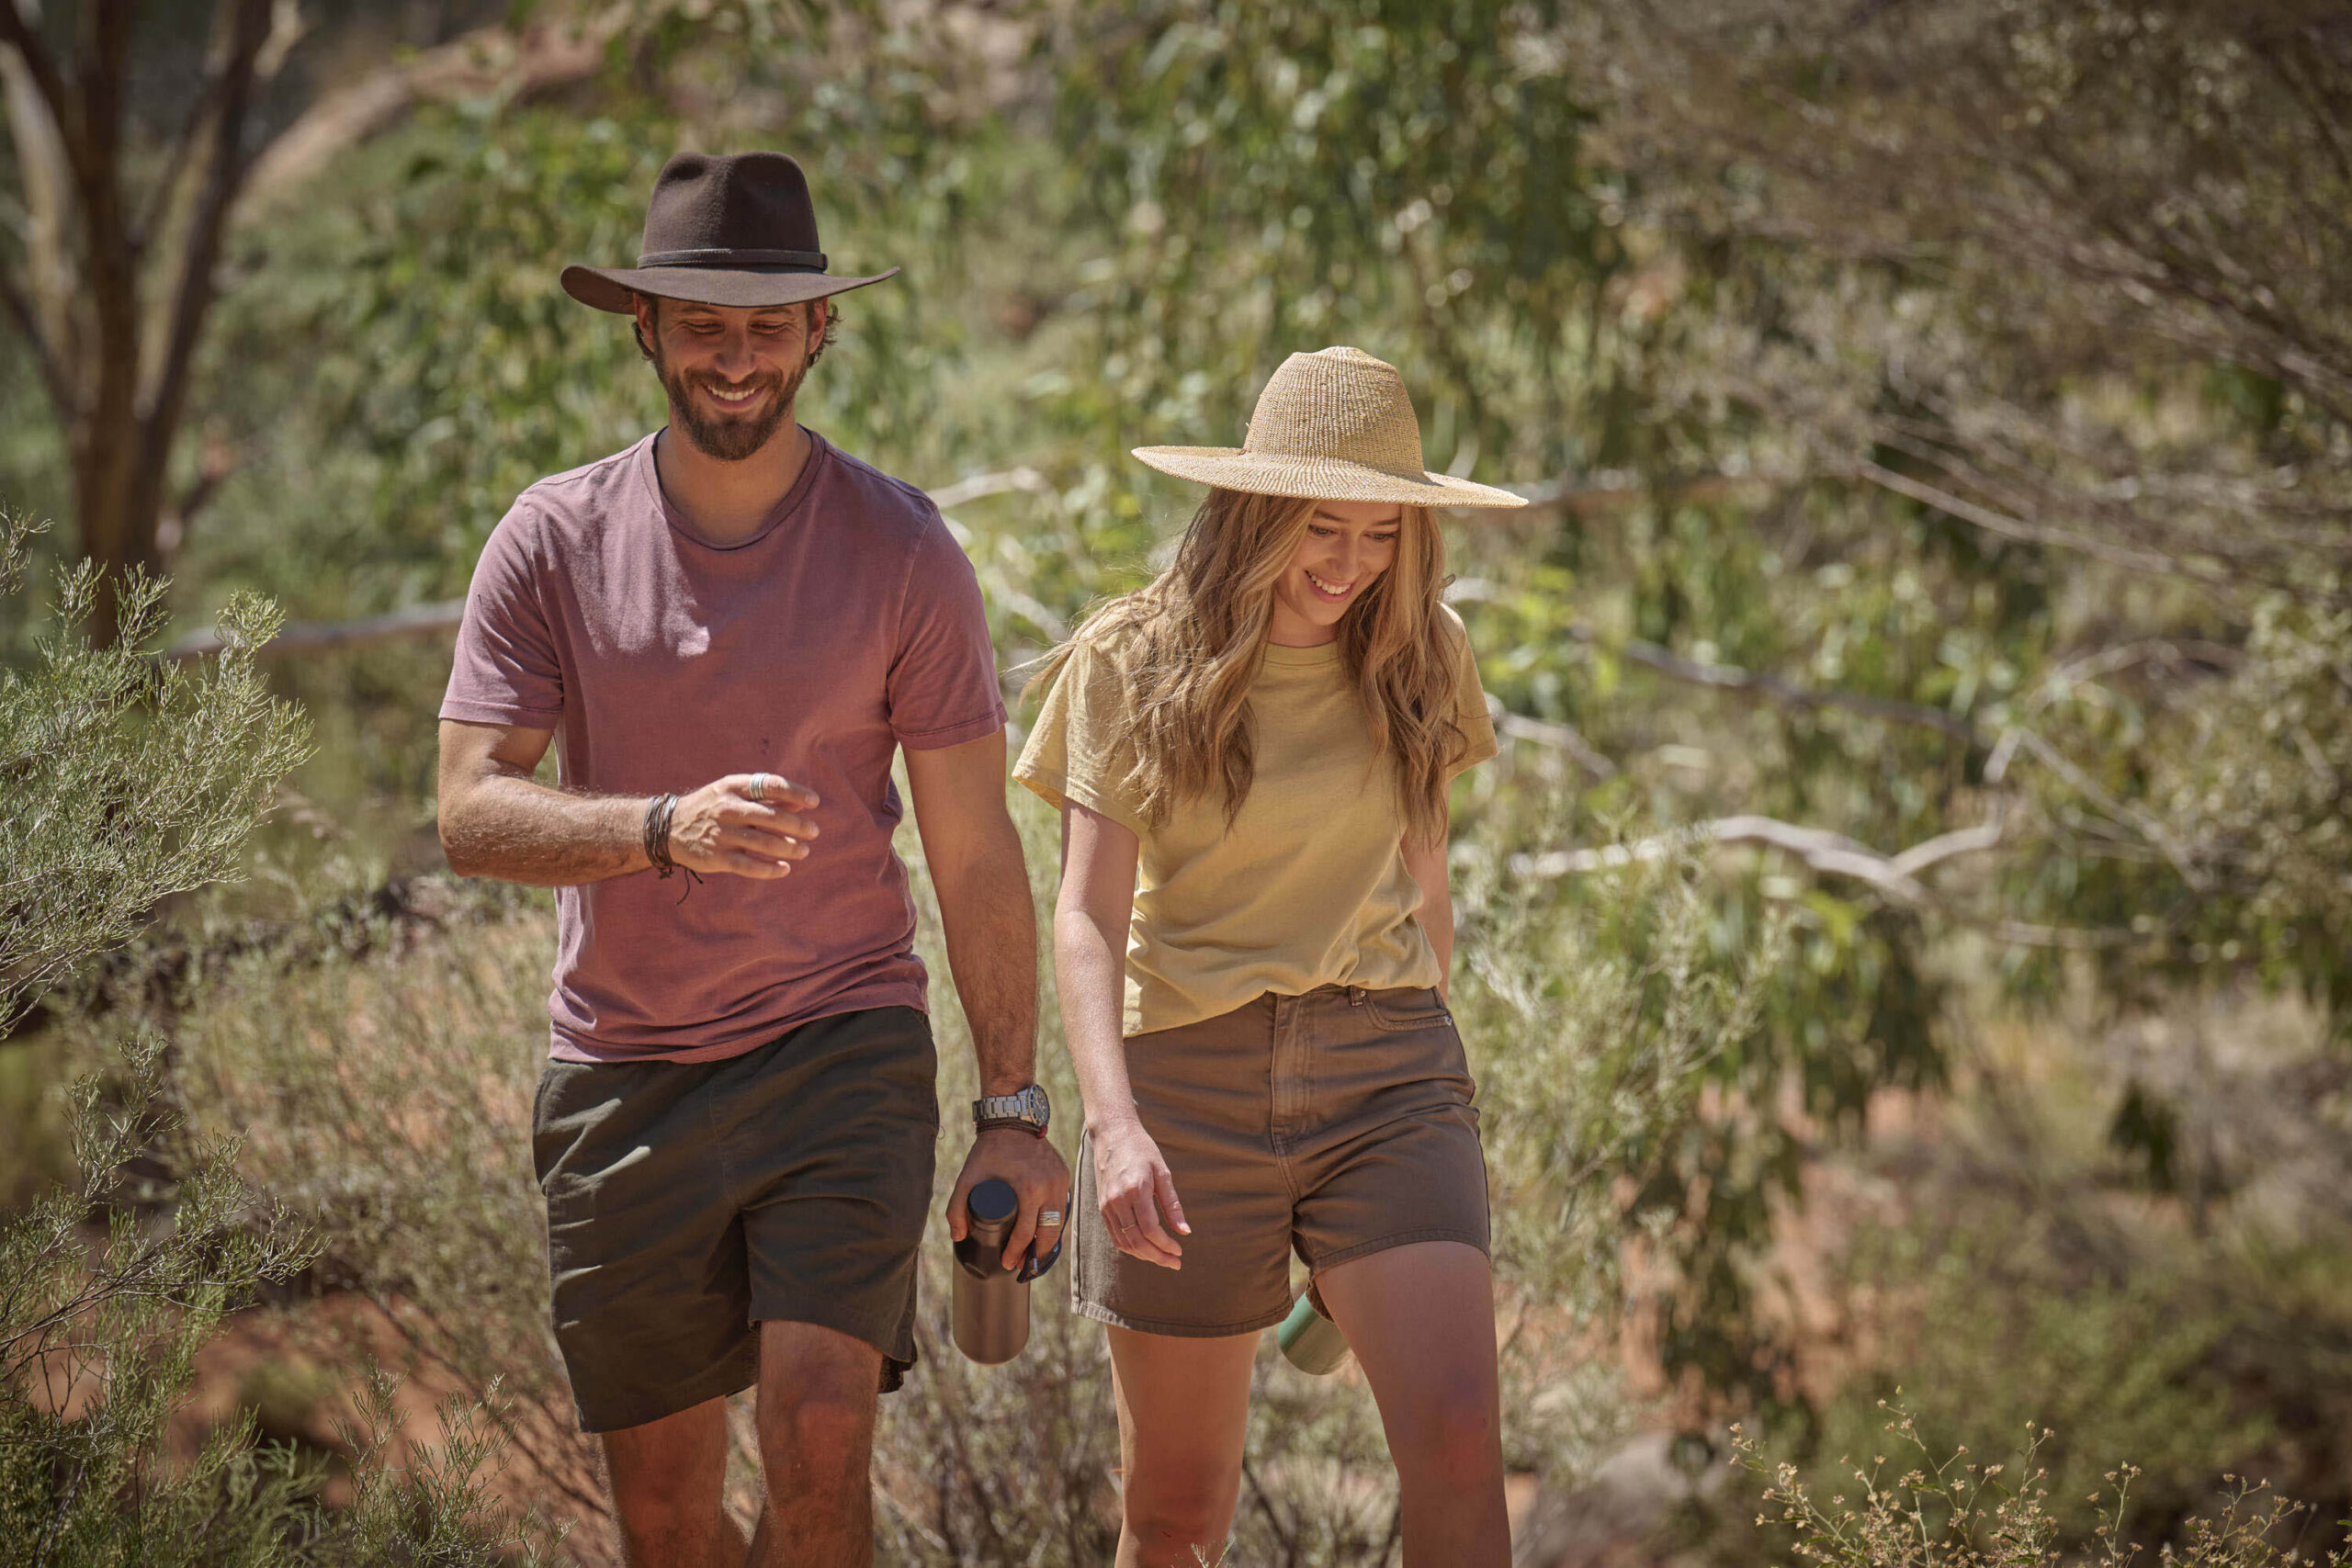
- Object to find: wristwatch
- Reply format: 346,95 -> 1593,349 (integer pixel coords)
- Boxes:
973,1083 -> 1051,1138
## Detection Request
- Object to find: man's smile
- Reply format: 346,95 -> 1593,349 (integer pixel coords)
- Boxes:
699,379 -> 770,409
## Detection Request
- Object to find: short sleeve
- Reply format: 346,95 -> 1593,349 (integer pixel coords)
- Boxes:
1012,634 -> 1149,836
441,507 -> 565,729
1442,607 -> 1498,780
888,519 -> 1009,750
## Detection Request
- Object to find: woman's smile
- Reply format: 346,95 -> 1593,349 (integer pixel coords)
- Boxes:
1304,567 -> 1357,602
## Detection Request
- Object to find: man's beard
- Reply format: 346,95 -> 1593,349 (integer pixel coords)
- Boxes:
652,344 -> 808,461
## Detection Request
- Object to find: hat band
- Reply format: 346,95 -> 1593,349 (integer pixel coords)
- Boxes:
636,247 -> 829,272
1245,445 -> 1428,479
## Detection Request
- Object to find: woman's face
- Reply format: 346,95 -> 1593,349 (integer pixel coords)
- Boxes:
1267,499 -> 1405,646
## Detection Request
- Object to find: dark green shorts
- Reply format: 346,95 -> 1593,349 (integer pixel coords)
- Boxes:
530,1007 -> 939,1434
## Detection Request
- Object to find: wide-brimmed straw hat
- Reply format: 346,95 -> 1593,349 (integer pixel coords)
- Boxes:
561,151 -> 898,313
1132,346 -> 1527,509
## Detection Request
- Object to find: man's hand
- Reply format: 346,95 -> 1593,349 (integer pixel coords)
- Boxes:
944,1128 -> 1072,1272
668,773 -> 820,879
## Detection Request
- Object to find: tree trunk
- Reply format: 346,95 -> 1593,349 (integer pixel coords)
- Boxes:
1,1 -> 624,646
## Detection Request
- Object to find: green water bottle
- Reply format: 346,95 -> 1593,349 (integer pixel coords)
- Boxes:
1275,1286 -> 1350,1374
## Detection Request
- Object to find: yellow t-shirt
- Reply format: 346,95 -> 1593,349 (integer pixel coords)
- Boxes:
1013,605 -> 1498,1037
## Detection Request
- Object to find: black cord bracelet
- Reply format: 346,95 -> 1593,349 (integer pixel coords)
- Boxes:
644,792 -> 677,877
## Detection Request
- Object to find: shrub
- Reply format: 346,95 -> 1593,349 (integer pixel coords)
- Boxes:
1734,1406 -> 2352,1567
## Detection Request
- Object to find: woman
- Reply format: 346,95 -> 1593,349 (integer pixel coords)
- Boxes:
1014,346 -> 1527,1566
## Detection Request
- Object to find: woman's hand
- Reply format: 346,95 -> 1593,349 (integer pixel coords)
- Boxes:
1091,1116 -> 1189,1269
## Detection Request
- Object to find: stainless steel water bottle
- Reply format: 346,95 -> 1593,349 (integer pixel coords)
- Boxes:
952,1178 -> 1029,1364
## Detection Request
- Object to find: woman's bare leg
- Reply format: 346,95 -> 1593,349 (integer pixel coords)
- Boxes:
1315,1241 -> 1509,1568
1106,1325 -> 1260,1568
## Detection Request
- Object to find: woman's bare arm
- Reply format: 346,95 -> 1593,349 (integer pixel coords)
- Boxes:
1056,801 -> 1186,1267
1403,829 -> 1456,1000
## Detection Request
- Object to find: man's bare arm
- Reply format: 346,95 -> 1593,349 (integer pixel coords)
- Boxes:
902,730 -> 1036,1094
436,718 -> 820,887
904,728 -> 1069,1269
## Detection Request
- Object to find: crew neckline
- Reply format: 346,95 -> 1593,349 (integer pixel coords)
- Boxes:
639,426 -> 831,551
1261,639 -> 1342,669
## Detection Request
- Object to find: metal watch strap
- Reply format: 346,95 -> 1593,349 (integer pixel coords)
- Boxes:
972,1083 -> 1049,1136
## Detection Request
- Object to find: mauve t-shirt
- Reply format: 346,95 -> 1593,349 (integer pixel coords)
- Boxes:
440,430 -> 1007,1064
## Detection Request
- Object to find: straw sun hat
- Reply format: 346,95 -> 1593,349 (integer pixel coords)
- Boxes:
1132,347 -> 1527,510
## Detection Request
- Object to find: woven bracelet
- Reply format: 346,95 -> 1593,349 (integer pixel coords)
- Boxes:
644,793 -> 677,877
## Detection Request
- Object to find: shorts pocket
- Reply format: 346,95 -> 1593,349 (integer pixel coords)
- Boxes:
1363,987 -> 1451,1032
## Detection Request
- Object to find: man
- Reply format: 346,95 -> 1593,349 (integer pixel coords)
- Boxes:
436,151 -> 1068,1566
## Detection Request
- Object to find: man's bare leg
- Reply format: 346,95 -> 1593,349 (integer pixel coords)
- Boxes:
602,1395 -> 742,1567
746,1319 -> 883,1567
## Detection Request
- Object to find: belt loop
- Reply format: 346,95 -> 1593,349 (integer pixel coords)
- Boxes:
1347,986 -> 1365,1005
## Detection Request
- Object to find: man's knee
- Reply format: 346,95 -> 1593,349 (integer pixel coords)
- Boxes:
754,1322 -> 879,1491
601,1403 -> 732,1546
758,1382 -> 873,1470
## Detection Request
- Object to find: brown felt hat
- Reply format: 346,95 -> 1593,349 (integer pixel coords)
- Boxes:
561,151 -> 899,313
1133,347 -> 1528,509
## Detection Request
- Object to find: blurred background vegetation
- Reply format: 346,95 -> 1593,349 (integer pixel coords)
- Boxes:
3,0 -> 2349,1562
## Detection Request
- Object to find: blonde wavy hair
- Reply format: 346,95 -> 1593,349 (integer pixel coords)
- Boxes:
1032,487 -> 1468,844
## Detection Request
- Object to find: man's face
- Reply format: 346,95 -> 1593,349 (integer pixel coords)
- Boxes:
636,296 -> 827,461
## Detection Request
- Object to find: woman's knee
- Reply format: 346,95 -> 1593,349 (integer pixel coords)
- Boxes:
1393,1373 -> 1501,1485
1123,1461 -> 1243,1557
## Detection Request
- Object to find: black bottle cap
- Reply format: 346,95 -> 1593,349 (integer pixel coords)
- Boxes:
967,1179 -> 1019,1225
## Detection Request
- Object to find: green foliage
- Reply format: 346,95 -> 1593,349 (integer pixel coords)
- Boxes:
0,511 -> 541,1558
0,1036 -> 538,1565
1050,0 -> 1621,480
1814,1212 -> 2277,1546
197,10 -> 1004,620
0,511 -> 311,1024
157,892 -> 598,1520
10,0 -> 2350,1555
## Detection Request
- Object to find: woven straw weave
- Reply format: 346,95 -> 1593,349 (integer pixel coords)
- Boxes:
1134,347 -> 1526,509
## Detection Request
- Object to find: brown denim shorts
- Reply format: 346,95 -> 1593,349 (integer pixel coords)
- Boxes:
531,1007 -> 938,1433
1072,985 -> 1488,1338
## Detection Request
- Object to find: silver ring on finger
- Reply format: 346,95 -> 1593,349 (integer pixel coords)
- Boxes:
1039,1209 -> 1064,1226
747,773 -> 768,804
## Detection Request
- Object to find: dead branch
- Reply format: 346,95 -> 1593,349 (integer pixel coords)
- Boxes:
233,7 -> 629,223
166,599 -> 466,661
928,466 -> 1050,512
1490,700 -> 1617,779
1516,807 -> 2007,905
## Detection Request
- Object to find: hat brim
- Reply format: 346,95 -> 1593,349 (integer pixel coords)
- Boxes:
1130,446 -> 1530,510
560,263 -> 900,313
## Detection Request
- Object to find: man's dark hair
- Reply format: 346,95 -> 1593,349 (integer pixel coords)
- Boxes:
631,296 -> 834,366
